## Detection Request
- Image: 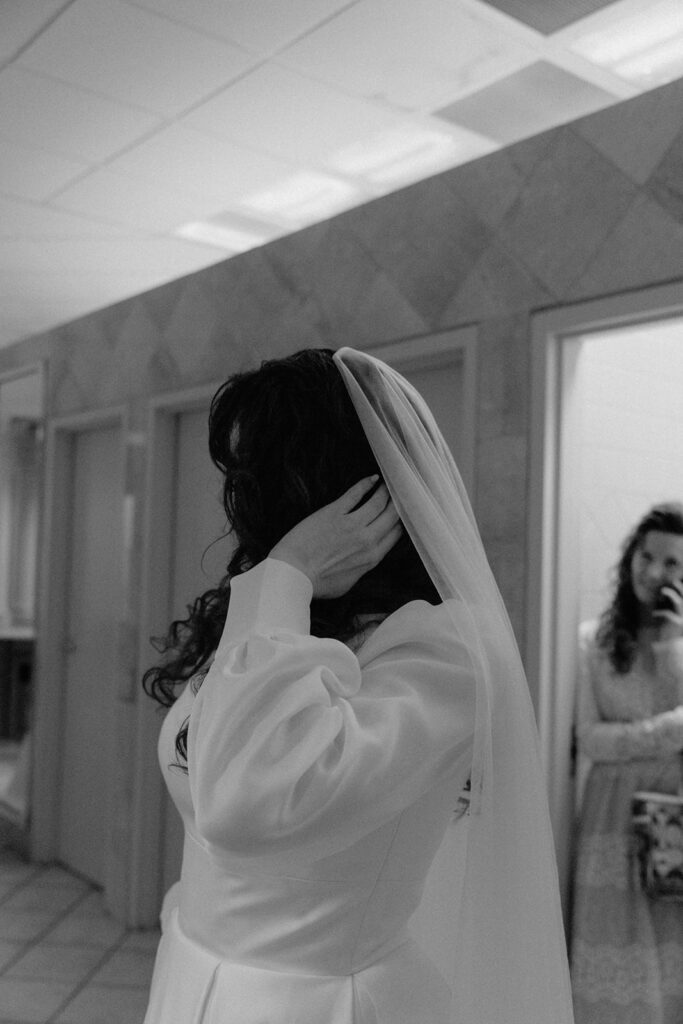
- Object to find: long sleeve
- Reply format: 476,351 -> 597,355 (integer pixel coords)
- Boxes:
187,559 -> 475,859
576,621 -> 683,763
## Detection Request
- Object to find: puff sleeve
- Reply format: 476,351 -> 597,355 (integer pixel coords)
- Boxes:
187,559 -> 475,858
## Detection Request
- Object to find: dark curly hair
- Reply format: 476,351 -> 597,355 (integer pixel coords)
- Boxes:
596,502 -> 683,673
142,348 -> 439,760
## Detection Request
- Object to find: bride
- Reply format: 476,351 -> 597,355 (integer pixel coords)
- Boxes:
142,346 -> 574,1024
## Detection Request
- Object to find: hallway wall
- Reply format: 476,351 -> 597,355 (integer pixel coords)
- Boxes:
1,75 -> 682,915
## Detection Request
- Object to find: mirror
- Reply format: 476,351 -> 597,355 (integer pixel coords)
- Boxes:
0,367 -> 44,837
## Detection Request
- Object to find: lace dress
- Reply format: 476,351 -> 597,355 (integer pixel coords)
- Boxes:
571,620 -> 683,1024
143,558 -> 475,1024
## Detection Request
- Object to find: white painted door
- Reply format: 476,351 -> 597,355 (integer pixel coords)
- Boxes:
161,407 -> 230,893
58,425 -> 122,885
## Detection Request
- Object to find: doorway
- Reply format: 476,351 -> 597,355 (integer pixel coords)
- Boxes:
31,410 -> 125,896
528,282 -> 683,921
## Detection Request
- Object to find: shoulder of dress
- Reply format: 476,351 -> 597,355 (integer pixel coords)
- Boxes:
356,599 -> 460,663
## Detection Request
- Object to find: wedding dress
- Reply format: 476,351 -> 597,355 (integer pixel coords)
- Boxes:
143,347 -> 574,1024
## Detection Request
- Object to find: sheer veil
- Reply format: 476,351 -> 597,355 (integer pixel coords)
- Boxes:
334,347 -> 574,1024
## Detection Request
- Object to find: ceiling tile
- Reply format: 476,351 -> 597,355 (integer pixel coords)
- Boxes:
0,67 -> 161,163
436,62 -> 618,145
478,0 -> 619,35
277,0 -> 536,111
129,0 -> 352,55
0,196 -> 127,238
0,237 -> 223,307
185,63 -> 403,163
0,0 -> 71,64
0,137 -> 87,202
107,123 -> 298,202
17,0 -> 257,117
50,166 -> 225,232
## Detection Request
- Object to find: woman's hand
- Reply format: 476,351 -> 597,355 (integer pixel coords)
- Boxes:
652,578 -> 683,640
269,475 -> 403,599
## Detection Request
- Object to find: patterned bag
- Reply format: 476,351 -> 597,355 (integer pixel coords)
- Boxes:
632,789 -> 683,900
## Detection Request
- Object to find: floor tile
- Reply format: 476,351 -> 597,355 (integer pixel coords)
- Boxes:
54,983 -> 149,1024
0,977 -> 74,1023
119,929 -> 160,954
0,940 -> 24,970
66,890 -> 107,918
2,885 -> 84,915
28,867 -> 91,892
41,912 -> 126,949
5,942 -> 106,983
89,948 -> 156,988
0,910 -> 58,943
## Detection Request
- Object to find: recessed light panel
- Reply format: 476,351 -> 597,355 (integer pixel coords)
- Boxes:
328,125 -> 495,188
570,0 -> 683,87
175,222 -> 264,252
239,172 -> 363,227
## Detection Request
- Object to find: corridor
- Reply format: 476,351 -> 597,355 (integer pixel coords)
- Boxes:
0,836 -> 158,1023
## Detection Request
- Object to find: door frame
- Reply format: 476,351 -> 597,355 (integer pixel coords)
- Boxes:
130,384 -> 220,927
527,280 -> 683,908
31,408 -> 127,878
366,326 -> 478,498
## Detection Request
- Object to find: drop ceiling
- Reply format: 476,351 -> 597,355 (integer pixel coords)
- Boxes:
0,0 -> 680,348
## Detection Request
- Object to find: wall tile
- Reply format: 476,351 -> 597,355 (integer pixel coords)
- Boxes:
160,278 -> 218,381
575,79 -> 683,185
440,239 -> 553,324
476,314 -> 529,439
484,538 -> 527,649
646,127 -> 683,225
443,147 -> 527,230
568,193 -> 683,300
498,128 -> 638,296
476,434 -> 527,544
344,177 -> 494,325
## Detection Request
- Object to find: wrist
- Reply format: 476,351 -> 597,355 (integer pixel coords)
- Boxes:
268,543 -> 314,586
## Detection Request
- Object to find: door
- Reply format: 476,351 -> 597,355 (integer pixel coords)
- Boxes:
160,406 -> 231,893
58,425 -> 123,884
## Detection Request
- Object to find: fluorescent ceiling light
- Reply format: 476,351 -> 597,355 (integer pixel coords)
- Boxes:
615,35 -> 683,85
329,126 -> 493,187
570,1 -> 683,85
175,220 -> 270,252
240,172 -> 361,226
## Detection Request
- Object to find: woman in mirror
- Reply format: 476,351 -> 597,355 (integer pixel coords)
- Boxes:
571,502 -> 683,1024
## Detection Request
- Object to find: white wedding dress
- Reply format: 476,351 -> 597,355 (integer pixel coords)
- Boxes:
143,558 -> 475,1024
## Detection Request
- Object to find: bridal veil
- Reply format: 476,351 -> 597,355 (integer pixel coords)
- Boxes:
334,347 -> 574,1024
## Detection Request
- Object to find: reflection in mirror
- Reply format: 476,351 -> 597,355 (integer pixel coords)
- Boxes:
0,369 -> 44,838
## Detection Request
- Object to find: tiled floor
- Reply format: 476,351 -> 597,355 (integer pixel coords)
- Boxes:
0,838 -> 159,1024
